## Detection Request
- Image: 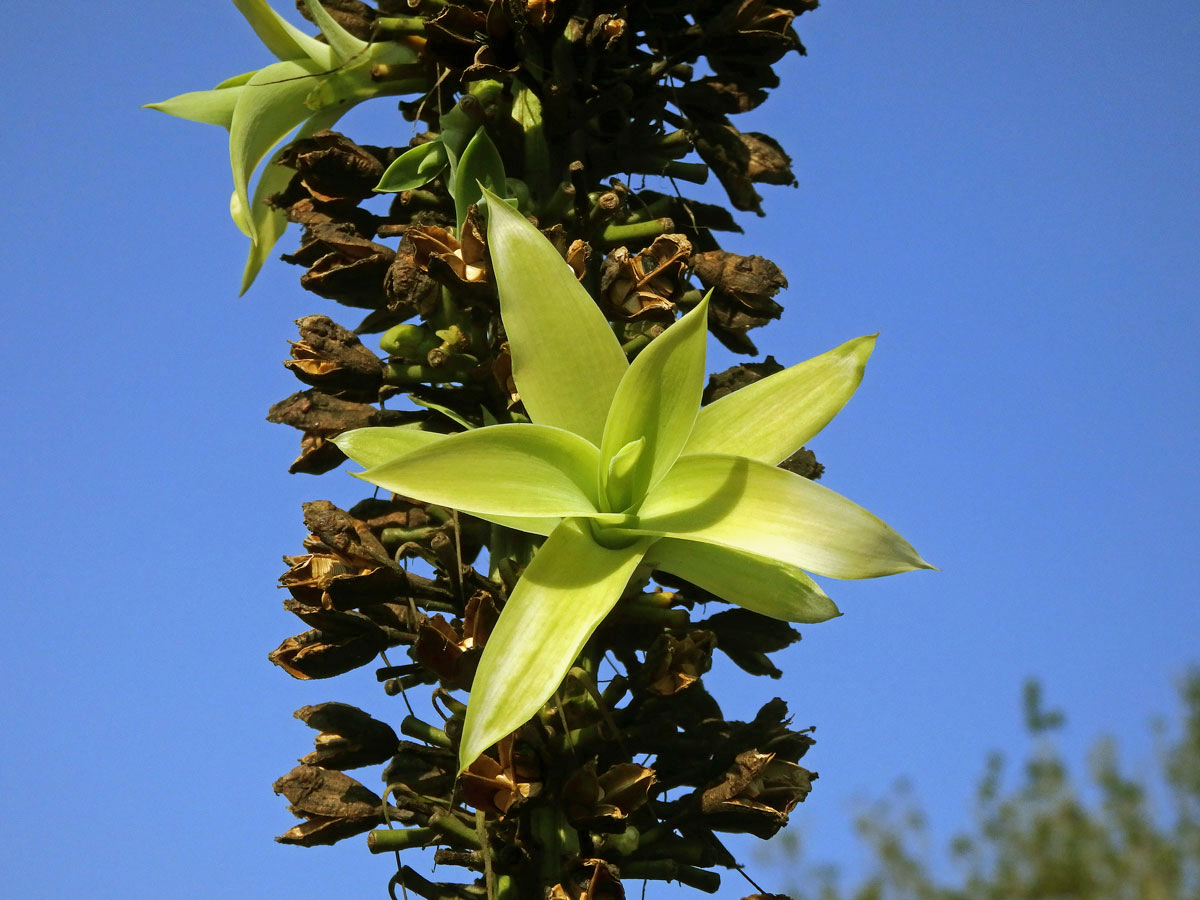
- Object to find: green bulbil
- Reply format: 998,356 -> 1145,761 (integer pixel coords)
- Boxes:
145,0 -> 428,293
334,189 -> 932,771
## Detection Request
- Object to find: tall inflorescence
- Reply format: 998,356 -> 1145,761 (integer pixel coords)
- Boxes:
182,2 -> 852,898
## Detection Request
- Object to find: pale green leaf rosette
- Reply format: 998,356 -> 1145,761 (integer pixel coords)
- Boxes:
341,190 -> 931,770
145,0 -> 427,291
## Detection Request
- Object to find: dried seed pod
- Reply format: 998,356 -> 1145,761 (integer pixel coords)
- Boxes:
295,702 -> 400,770
407,210 -> 491,290
413,614 -> 479,689
640,631 -> 716,696
691,249 -> 787,305
278,130 -> 387,206
779,446 -> 823,480
700,608 -> 800,679
273,764 -> 400,846
459,737 -> 542,815
702,356 -> 785,404
706,292 -> 783,355
707,0 -> 803,65
303,500 -> 396,570
677,76 -> 770,116
283,223 -> 396,309
599,234 -> 692,319
383,237 -> 442,320
689,115 -> 770,215
565,759 -> 655,829
266,389 -> 421,474
269,616 -> 390,680
294,0 -> 379,40
699,749 -> 815,839
383,740 -> 457,800
740,131 -> 796,186
284,315 -> 387,401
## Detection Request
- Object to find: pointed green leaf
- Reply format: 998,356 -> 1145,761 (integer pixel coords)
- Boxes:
603,438 -> 645,511
647,539 -> 841,623
483,187 -> 627,444
228,58 -> 324,245
684,335 -> 877,464
144,86 -> 244,129
353,424 -> 603,519
458,519 -> 650,770
232,0 -> 334,66
512,79 -> 553,201
439,100 -> 479,154
599,297 -> 708,511
454,128 -> 507,228
334,426 -> 557,536
332,426 -> 450,469
409,397 -> 477,431
215,70 -> 260,90
375,140 -> 449,193
239,106 -> 345,292
635,454 -> 932,579
300,0 -> 368,64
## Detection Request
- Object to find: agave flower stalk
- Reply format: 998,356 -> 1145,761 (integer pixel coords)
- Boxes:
145,0 -> 428,292
334,190 -> 931,771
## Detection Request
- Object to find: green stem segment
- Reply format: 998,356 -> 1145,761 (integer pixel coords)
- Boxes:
401,715 -> 451,748
621,860 -> 722,893
367,826 -> 435,853
374,16 -> 426,37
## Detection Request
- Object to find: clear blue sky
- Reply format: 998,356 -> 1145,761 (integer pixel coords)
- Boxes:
2,2 -> 1197,897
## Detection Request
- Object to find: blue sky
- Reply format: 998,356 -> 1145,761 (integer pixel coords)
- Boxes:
3,2 -> 1197,897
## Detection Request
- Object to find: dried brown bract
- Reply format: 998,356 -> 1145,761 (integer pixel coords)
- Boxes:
700,750 -> 815,839
285,315 -> 387,402
278,130 -> 387,206
641,631 -> 716,696
295,701 -> 401,770
565,760 -> 655,828
459,735 -> 542,815
600,235 -> 692,320
283,223 -> 396,309
407,211 -> 491,292
274,764 -> 396,845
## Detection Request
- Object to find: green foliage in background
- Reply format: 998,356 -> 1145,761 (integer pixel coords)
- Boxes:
774,672 -> 1200,900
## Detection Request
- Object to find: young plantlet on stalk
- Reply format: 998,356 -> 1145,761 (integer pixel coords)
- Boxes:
335,189 -> 933,772
144,0 -> 428,293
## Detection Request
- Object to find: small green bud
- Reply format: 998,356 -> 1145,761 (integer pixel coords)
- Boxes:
380,323 -> 437,358
594,824 -> 640,857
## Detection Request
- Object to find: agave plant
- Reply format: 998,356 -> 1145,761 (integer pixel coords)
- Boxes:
151,2 -> 934,892
145,0 -> 428,292
334,190 -> 931,770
